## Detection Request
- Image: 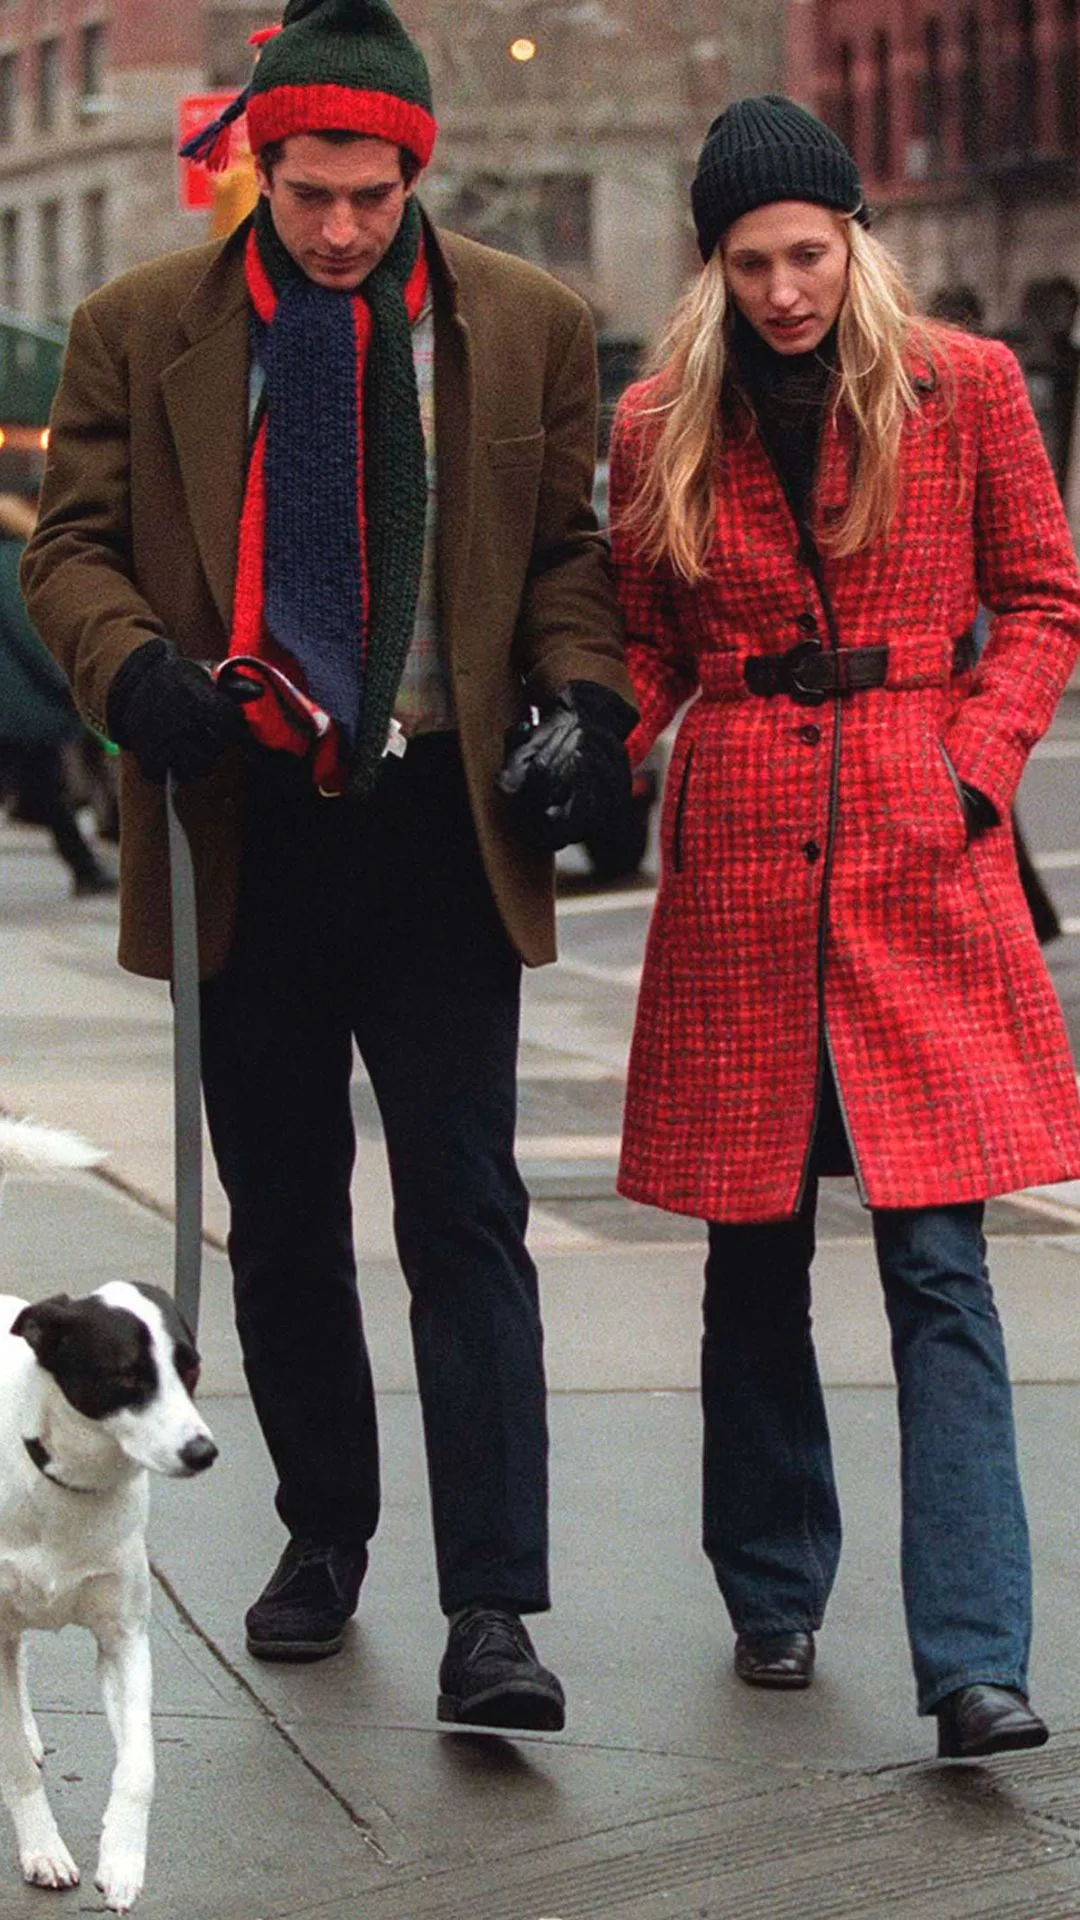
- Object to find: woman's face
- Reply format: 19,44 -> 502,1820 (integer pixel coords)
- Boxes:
722,202 -> 849,355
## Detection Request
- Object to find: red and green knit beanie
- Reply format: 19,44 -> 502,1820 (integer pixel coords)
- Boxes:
181,0 -> 437,175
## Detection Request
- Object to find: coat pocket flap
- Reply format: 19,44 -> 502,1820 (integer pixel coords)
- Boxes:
487,430 -> 546,470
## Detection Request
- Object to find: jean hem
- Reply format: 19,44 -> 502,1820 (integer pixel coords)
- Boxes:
725,1610 -> 823,1636
441,1589 -> 551,1618
917,1667 -> 1028,1716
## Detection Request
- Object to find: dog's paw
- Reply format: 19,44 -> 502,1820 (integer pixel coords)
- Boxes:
95,1847 -> 145,1912
21,1836 -> 80,1889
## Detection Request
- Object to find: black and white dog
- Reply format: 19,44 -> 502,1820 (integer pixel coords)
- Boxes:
0,1117 -> 217,1911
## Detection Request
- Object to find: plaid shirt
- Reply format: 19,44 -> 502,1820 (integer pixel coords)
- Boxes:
248,298 -> 454,739
393,299 -> 455,735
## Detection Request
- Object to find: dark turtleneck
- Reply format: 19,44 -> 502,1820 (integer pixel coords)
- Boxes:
731,309 -> 839,531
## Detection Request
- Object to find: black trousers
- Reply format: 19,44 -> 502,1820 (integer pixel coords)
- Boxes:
199,736 -> 550,1615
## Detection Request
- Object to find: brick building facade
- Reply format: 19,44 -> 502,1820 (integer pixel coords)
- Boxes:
787,0 -> 1080,528
0,3 -> 787,344
787,0 -> 1080,326
0,2 -> 205,322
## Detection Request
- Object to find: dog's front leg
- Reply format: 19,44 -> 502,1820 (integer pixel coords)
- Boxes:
0,1634 -> 79,1890
16,1640 -> 43,1765
94,1624 -> 153,1912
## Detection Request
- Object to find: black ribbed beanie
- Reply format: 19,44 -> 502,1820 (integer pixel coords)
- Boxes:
691,95 -> 869,263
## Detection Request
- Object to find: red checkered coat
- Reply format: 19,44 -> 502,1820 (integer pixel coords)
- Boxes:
610,329 -> 1080,1221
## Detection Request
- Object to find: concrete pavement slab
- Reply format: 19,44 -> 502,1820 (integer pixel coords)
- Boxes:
7,1172 -> 1080,1400
148,1389 -> 1080,1770
136,1386 -> 1080,1919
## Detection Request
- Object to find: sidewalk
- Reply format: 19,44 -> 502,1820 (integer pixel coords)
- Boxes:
2,821 -> 1080,1918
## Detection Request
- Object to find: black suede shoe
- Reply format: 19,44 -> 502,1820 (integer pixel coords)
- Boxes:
734,1630 -> 815,1690
245,1540 -> 367,1662
936,1685 -> 1049,1758
437,1607 -> 566,1731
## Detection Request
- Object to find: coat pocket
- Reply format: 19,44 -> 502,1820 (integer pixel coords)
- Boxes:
938,741 -> 971,848
487,430 -> 546,470
671,743 -> 694,873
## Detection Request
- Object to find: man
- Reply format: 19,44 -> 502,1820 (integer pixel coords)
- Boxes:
23,0 -> 634,1732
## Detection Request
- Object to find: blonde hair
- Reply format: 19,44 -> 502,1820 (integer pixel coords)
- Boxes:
617,214 -> 944,582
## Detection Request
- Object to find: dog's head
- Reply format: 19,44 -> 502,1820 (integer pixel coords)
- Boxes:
12,1282 -> 218,1478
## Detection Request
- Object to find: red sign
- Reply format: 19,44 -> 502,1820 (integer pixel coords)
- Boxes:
178,93 -> 251,212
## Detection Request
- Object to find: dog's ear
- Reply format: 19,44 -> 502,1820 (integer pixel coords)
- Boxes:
11,1297 -> 76,1371
176,1348 -> 201,1397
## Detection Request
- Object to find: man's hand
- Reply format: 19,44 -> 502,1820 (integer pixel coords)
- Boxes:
106,639 -> 249,784
496,681 -> 636,852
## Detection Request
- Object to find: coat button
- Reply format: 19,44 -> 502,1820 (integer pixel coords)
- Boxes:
795,611 -> 818,635
798,724 -> 821,745
803,839 -> 821,863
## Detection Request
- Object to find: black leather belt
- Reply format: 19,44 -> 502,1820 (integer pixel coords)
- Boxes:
744,642 -> 889,705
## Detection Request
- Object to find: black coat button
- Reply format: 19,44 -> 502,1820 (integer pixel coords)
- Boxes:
803,840 -> 821,863
795,611 -> 818,635
798,724 -> 821,745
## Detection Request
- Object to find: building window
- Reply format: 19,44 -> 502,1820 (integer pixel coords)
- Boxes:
835,41 -> 857,160
0,51 -> 15,144
960,11 -> 984,163
82,187 -> 106,294
36,37 -> 60,134
1011,0 -> 1038,150
80,22 -> 106,101
1058,0 -> 1079,149
871,31 -> 892,180
437,174 -> 592,275
923,19 -> 944,148
1,207 -> 19,308
907,18 -> 945,177
40,199 -> 61,320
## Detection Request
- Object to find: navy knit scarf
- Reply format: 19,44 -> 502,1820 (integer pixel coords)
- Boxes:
232,194 -> 428,792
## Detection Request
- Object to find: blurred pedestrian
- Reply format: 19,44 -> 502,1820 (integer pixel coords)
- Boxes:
0,491 -> 114,896
23,0 -> 634,1729
609,96 -> 1080,1757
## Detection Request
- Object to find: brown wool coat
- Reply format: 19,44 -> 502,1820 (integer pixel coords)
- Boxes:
22,218 -> 631,979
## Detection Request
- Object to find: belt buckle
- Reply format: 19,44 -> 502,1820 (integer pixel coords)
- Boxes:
788,640 -> 828,706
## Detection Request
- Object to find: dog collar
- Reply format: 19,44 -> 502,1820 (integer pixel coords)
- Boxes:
23,1436 -> 97,1495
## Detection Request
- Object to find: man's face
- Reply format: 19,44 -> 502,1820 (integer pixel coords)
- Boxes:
722,201 -> 849,355
255,134 -> 414,291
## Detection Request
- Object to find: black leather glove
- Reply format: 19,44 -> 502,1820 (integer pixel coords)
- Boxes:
106,638 -> 249,784
496,681 -> 637,852
958,779 -> 1000,844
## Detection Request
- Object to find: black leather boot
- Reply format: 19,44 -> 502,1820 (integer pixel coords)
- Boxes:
936,1685 -> 1048,1758
734,1630 -> 815,1690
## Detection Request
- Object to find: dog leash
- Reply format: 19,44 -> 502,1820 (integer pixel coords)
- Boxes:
165,772 -> 203,1338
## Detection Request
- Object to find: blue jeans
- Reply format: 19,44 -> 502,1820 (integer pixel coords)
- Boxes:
702,1182 -> 1032,1713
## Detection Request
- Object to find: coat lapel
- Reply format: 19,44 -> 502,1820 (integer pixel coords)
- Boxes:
160,234 -> 250,634
428,225 -> 474,658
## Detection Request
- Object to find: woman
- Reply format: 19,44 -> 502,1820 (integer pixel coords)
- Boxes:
609,96 -> 1080,1757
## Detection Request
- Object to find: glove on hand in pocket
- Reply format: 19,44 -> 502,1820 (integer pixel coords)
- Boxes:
106,638 -> 249,785
958,780 -> 1000,845
496,681 -> 637,852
